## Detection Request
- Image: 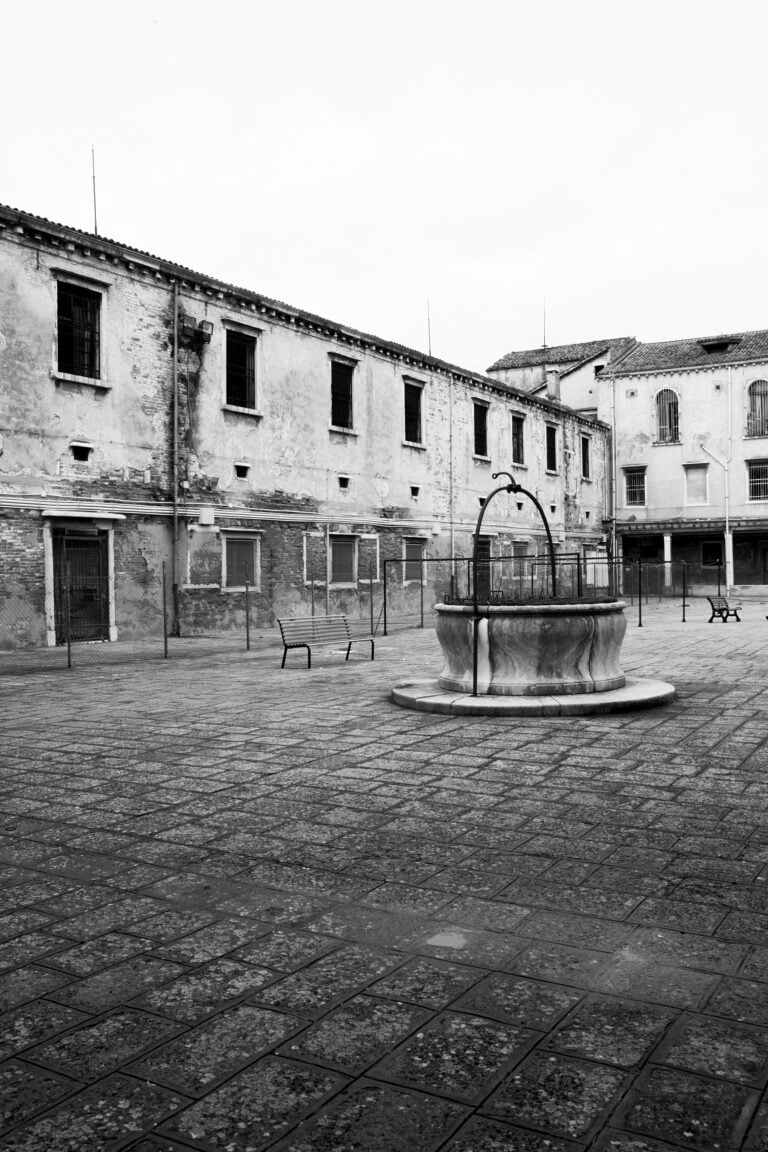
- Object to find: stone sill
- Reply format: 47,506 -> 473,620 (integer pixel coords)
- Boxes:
222,405 -> 262,419
52,371 -> 109,390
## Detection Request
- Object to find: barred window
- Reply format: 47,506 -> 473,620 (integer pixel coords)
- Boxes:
330,536 -> 356,583
656,389 -> 679,443
226,330 -> 256,408
581,435 -> 591,479
404,383 -> 423,444
331,360 -> 354,429
748,460 -> 768,501
403,538 -> 425,582
473,402 -> 489,457
511,414 -> 525,465
625,467 -> 646,506
747,379 -> 768,437
224,537 -> 259,588
546,426 -> 557,472
57,283 -> 100,378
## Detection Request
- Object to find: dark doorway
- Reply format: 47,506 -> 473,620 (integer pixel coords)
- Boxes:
53,529 -> 109,644
762,546 -> 768,584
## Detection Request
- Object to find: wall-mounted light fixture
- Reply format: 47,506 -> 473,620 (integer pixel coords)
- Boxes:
178,313 -> 214,347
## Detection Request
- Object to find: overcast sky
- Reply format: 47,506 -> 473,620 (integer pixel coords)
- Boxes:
5,0 -> 768,372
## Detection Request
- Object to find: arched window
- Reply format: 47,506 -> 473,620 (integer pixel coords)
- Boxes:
656,389 -> 679,443
747,379 -> 768,437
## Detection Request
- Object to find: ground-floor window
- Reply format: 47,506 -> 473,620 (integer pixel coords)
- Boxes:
403,538 -> 425,582
223,535 -> 260,589
330,536 -> 357,584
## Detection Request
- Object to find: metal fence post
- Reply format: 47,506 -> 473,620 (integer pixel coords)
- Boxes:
420,559 -> 424,628
637,559 -> 643,628
369,562 -> 374,635
383,560 -> 388,636
245,579 -> 251,651
162,561 -> 168,659
65,561 -> 72,669
311,578 -> 315,618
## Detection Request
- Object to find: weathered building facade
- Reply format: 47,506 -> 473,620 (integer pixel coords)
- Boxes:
489,332 -> 768,591
1,206 -> 609,649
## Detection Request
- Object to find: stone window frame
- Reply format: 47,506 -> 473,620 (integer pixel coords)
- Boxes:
220,529 -> 262,591
221,319 -> 264,417
51,269 -> 112,390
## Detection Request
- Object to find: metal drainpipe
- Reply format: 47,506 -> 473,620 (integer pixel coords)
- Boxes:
171,282 -> 180,635
449,374 -> 455,581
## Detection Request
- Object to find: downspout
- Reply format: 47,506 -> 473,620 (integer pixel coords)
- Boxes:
324,523 -> 331,615
172,282 -> 180,635
725,365 -> 733,593
449,374 -> 455,584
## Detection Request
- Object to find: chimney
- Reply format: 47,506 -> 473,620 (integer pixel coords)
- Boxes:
546,368 -> 561,401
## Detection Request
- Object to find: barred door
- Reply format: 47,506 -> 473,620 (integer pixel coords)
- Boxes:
53,531 -> 109,644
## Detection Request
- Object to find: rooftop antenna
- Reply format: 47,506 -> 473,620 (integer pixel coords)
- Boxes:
427,299 -> 432,357
542,296 -> 547,349
91,145 -> 98,236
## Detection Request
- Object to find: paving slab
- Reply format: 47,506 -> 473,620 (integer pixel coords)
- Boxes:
1,604 -> 768,1147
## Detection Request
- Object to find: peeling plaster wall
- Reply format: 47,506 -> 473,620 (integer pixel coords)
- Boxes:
0,212 -> 610,647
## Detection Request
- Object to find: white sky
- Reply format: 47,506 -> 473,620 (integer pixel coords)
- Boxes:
5,0 -> 768,371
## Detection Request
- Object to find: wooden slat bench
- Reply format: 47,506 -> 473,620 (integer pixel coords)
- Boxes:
278,615 -> 375,669
706,595 -> 742,623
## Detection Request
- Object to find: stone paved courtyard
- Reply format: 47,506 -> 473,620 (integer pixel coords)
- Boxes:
1,602 -> 768,1150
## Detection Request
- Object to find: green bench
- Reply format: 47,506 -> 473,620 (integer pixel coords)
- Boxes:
278,614 -> 375,669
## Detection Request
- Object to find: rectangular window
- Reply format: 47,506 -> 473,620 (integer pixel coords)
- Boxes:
404,383 -> 423,444
403,538 -> 425,582
748,460 -> 768,501
625,467 -> 646,506
226,330 -> 256,409
684,464 -> 708,505
330,536 -> 356,584
330,360 -> 354,429
57,282 -> 101,378
473,402 -> 489,457
224,537 -> 259,588
546,426 -> 558,472
511,414 -> 525,465
581,435 -> 591,479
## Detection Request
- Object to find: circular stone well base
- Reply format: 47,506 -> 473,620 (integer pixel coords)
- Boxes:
392,677 -> 675,716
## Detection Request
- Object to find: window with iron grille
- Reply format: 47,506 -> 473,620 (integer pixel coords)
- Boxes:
226,330 -> 256,409
331,360 -> 354,429
747,379 -> 768,437
655,388 -> 680,443
403,538 -> 425,582
330,536 -> 356,583
473,402 -> 489,457
224,536 -> 259,588
748,460 -> 768,501
404,382 -> 423,444
546,426 -> 557,472
581,435 -> 591,479
624,466 -> 646,506
57,283 -> 100,378
511,414 -> 525,465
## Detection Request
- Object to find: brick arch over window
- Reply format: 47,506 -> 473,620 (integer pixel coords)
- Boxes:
655,388 -> 679,443
747,379 -> 768,437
